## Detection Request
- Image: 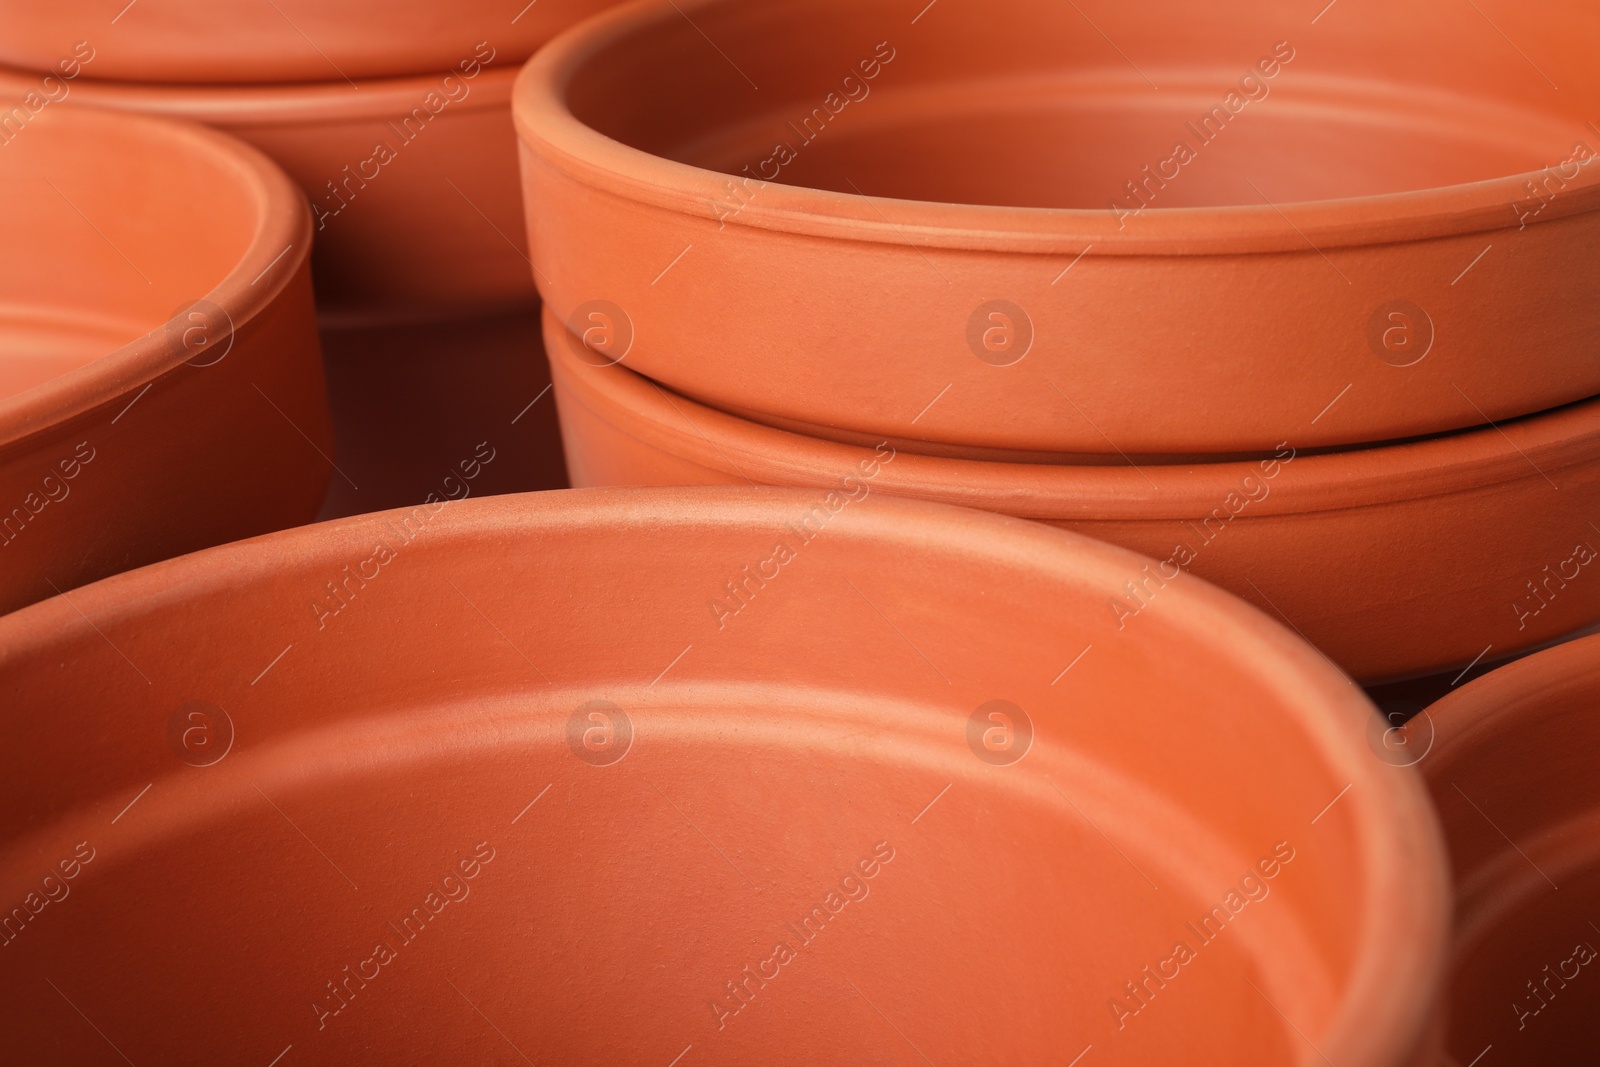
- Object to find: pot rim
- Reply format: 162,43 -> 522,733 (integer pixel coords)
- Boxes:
0,60 -> 517,124
0,485 -> 1450,1065
0,106 -> 310,449
1416,630 -> 1600,784
511,0 -> 1600,257
548,320 -> 1600,519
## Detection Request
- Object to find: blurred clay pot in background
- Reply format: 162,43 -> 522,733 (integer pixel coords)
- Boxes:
0,106 -> 328,615
0,61 -> 532,319
547,316 -> 1600,684
515,0 -> 1600,456
0,0 -> 620,83
0,488 -> 1447,1066
316,307 -> 567,519
1403,632 -> 1600,1064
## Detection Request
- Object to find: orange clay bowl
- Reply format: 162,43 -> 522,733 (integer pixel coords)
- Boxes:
0,487 -> 1445,1065
1402,632 -> 1600,1064
0,0 -> 621,84
547,313 -> 1600,684
0,61 -> 533,319
515,0 -> 1600,457
0,105 -> 327,615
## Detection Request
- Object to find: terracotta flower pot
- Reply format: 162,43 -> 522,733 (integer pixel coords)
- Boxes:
315,307 -> 568,520
0,487 -> 1445,1066
515,0 -> 1600,456
1402,632 -> 1600,1064
547,316 -> 1600,683
0,62 -> 532,319
0,105 -> 327,615
0,0 -> 620,84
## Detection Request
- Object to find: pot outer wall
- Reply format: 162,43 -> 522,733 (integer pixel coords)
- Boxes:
515,0 -> 1600,455
315,306 -> 568,520
0,258 -> 330,616
545,312 -> 1600,685
0,0 -> 623,84
0,64 -> 534,320
1404,632 -> 1600,1065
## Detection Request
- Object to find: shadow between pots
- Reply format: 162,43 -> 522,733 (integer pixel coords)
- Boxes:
314,305 -> 568,520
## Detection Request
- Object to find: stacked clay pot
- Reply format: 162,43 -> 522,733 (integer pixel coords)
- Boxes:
0,1 -> 627,519
0,488 -> 1450,1066
0,103 -> 328,613
514,0 -> 1600,684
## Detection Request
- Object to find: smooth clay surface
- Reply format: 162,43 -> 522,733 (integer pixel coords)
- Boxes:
0,106 -> 329,614
516,0 -> 1600,455
545,311 -> 1600,684
1406,632 -> 1600,1064
0,0 -> 623,84
0,489 -> 1446,1066
0,60 -> 534,318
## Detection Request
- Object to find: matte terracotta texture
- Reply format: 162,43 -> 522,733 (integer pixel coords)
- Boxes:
515,0 -> 1600,456
316,307 -> 568,520
1403,633 -> 1600,1063
547,314 -> 1600,684
0,105 -> 329,615
0,488 -> 1446,1065
0,62 -> 533,318
0,0 -> 621,84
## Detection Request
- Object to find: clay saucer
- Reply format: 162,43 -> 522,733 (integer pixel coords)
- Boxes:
0,105 -> 327,614
0,487 -> 1445,1065
1403,632 -> 1600,1064
515,0 -> 1600,455
546,314 -> 1600,684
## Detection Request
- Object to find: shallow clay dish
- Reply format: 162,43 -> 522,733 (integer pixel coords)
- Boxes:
547,316 -> 1600,683
0,105 -> 328,615
1404,632 -> 1600,1064
0,63 -> 532,318
316,306 -> 567,520
0,488 -> 1444,1065
0,0 -> 620,84
516,0 -> 1600,455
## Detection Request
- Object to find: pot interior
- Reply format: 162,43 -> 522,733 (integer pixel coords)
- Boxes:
566,0 -> 1593,211
0,494 -> 1407,1064
8,689 -> 1326,1064
1430,654 -> 1600,1064
0,107 -> 261,403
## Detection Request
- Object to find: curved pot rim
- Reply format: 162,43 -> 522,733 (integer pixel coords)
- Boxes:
0,106 -> 311,449
549,325 -> 1600,519
0,60 -> 517,124
0,485 -> 1449,1064
1415,631 -> 1600,783
512,0 -> 1600,257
